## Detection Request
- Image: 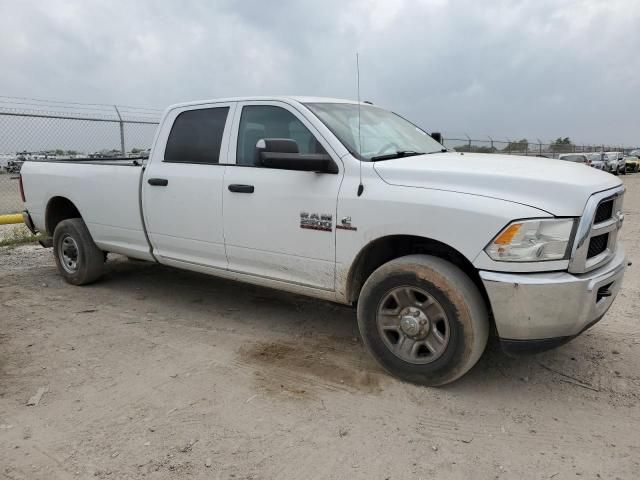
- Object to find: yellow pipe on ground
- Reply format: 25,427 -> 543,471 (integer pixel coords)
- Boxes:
0,214 -> 24,225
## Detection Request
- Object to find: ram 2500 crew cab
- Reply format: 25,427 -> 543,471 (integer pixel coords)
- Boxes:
20,97 -> 627,385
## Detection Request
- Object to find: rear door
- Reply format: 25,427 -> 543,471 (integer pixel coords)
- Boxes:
142,102 -> 236,269
222,101 -> 343,290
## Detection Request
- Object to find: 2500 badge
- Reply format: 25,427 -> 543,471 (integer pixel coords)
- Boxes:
300,212 -> 333,232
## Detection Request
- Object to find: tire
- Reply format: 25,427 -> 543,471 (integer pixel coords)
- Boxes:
53,218 -> 105,285
357,254 -> 489,386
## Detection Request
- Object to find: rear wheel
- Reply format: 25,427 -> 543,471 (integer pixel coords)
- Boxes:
357,255 -> 489,386
53,218 -> 105,285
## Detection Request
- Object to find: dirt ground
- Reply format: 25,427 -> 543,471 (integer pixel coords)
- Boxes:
1,178 -> 639,480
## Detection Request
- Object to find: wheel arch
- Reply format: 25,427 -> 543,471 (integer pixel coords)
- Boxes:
345,235 -> 490,313
45,196 -> 83,236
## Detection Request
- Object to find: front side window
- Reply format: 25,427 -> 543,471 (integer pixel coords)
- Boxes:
236,105 -> 326,166
164,107 -> 229,164
304,102 -> 443,161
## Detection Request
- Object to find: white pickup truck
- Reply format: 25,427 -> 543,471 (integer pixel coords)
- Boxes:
20,96 -> 627,385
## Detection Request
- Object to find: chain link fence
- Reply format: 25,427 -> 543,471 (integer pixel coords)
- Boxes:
1,96 -> 639,215
0,96 -> 160,214
441,137 -> 635,157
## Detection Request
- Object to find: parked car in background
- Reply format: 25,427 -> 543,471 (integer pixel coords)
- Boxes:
605,152 -> 625,175
629,149 -> 640,158
6,159 -> 24,174
585,153 -> 607,171
558,153 -> 590,165
0,154 -> 16,172
625,155 -> 640,173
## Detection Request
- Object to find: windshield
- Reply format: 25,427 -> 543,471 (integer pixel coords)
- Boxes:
304,103 -> 444,161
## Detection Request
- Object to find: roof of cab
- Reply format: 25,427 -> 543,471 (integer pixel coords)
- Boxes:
166,96 -> 360,111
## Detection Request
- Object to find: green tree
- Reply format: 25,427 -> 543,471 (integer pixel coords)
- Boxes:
503,139 -> 528,152
454,145 -> 496,153
550,137 -> 574,153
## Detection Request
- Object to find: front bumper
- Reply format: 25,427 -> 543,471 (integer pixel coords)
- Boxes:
479,246 -> 627,347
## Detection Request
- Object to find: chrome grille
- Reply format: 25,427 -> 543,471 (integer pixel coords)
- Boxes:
568,186 -> 624,274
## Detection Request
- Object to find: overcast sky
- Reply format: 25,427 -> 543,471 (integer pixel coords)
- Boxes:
0,0 -> 638,145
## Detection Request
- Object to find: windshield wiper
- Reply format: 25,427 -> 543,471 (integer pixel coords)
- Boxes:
370,150 -> 424,161
424,148 -> 449,154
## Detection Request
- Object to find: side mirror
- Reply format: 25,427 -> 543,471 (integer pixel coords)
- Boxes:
256,138 -> 299,154
256,138 -> 338,174
431,132 -> 443,144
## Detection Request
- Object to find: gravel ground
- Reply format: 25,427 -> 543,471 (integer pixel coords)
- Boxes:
0,223 -> 36,245
1,176 -> 639,479
0,173 -> 22,215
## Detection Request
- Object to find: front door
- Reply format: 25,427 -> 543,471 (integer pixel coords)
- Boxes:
222,101 -> 343,290
142,102 -> 236,269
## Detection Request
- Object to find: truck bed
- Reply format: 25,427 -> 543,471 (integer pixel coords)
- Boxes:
21,158 -> 154,260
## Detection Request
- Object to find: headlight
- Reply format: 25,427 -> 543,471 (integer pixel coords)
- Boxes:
485,219 -> 576,262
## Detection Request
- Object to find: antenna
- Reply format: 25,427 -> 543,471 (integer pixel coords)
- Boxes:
356,53 -> 364,197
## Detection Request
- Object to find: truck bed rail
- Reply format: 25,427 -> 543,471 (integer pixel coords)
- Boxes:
24,156 -> 146,167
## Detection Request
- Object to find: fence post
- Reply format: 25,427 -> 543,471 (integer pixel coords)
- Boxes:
537,139 -> 542,156
113,105 -> 125,155
487,136 -> 494,152
465,133 -> 471,152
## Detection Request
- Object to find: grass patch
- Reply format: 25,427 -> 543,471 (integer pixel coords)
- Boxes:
0,224 -> 43,247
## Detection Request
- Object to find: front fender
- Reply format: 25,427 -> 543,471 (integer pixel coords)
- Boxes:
335,181 -> 551,300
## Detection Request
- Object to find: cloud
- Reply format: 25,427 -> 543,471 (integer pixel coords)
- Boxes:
0,0 -> 638,144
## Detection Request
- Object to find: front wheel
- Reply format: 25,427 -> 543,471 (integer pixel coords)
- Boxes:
53,218 -> 105,285
357,255 -> 489,386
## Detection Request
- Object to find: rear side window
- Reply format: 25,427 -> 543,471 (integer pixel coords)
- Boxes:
164,107 -> 229,164
236,105 -> 326,166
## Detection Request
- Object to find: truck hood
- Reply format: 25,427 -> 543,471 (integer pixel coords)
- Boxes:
373,152 -> 622,216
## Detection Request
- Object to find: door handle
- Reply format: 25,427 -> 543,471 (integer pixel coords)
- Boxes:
148,178 -> 168,186
228,184 -> 254,193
